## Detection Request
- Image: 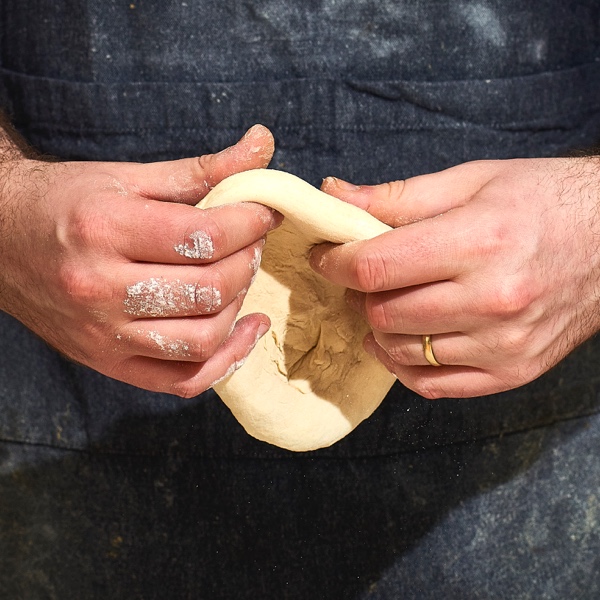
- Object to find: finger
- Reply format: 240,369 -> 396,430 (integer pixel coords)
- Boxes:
127,124 -> 275,204
347,280 -> 488,335
346,281 -> 474,335
120,242 -> 262,318
321,160 -> 499,226
368,331 -> 486,368
362,292 -> 552,368
365,333 -> 546,398
311,207 -> 486,292
384,363 -> 521,399
112,199 -> 278,264
363,336 -> 506,397
114,313 -> 270,397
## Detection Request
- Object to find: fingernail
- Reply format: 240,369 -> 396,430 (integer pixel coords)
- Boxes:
241,124 -> 274,161
257,321 -> 270,338
327,177 -> 360,192
321,176 -> 336,191
267,209 -> 284,231
243,124 -> 264,140
308,247 -> 325,273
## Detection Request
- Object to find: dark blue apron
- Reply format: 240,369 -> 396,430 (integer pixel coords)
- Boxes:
1,1 -> 599,598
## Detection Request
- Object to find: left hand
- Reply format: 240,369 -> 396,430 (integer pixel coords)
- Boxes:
310,158 -> 600,399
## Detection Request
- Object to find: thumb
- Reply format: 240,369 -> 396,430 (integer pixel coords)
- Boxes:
129,124 -> 275,204
321,162 -> 491,227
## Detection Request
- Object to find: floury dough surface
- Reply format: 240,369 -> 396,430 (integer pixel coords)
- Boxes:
197,169 -> 396,451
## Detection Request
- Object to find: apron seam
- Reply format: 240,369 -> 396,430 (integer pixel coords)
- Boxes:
0,405 -> 598,461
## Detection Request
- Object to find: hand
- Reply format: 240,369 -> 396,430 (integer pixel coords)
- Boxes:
310,158 -> 600,399
0,124 -> 280,396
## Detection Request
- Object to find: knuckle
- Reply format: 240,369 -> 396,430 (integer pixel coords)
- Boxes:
366,299 -> 398,333
482,278 -> 535,319
352,248 -> 389,292
192,276 -> 224,314
383,180 -> 406,203
196,153 -> 217,188
500,327 -> 532,356
196,213 -> 226,257
472,218 -> 509,259
66,207 -> 112,249
58,264 -> 112,306
188,326 -> 221,362
176,218 -> 217,261
382,343 -> 413,366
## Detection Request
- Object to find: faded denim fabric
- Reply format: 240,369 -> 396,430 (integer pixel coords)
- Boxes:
0,1 -> 599,598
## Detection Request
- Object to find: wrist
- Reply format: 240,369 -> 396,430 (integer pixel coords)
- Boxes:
0,117 -> 37,316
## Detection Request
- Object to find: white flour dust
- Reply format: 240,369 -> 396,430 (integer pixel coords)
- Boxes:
174,230 -> 215,260
147,330 -> 191,358
196,286 -> 222,312
250,245 -> 262,283
208,325 -> 263,388
209,357 -> 248,388
124,278 -> 222,317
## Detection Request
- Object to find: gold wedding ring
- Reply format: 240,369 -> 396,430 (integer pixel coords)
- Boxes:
422,334 -> 442,367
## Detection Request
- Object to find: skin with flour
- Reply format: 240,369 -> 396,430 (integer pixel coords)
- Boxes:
198,169 -> 396,452
0,123 -> 280,396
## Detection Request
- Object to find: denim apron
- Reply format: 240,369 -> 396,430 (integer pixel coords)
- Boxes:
1,2 -> 599,598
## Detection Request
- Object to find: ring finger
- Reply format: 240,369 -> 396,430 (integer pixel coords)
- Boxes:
369,330 -> 480,368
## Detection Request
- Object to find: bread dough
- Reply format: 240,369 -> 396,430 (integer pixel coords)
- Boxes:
198,169 -> 396,451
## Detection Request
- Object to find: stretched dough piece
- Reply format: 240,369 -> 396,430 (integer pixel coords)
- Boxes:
198,169 -> 396,451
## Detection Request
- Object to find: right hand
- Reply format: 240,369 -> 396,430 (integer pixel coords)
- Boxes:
0,124 -> 280,397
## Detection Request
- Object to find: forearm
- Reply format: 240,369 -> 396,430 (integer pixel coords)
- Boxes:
0,112 -> 32,229
0,113 -> 41,317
